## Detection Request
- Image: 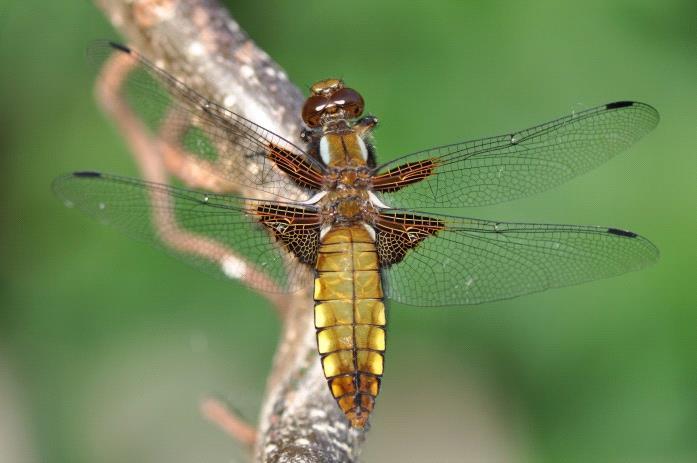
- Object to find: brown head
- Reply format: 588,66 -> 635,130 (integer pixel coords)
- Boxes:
302,79 -> 365,128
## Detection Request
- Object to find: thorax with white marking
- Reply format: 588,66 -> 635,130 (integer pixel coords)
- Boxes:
314,130 -> 382,225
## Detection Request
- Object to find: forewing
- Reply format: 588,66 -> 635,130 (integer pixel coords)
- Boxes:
53,172 -> 321,293
90,42 -> 324,200
373,102 -> 658,207
376,210 -> 658,306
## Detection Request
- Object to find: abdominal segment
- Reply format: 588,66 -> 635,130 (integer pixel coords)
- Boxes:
313,225 -> 386,428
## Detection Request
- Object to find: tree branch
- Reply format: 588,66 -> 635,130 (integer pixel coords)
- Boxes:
92,0 -> 365,461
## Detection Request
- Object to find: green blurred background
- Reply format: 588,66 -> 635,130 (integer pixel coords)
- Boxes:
1,1 -> 694,462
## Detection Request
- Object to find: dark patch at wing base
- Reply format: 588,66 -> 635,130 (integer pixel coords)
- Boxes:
255,204 -> 321,265
371,159 -> 440,193
374,212 -> 445,265
267,144 -> 324,191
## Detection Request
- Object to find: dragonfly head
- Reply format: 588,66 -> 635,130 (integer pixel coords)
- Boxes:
302,78 -> 365,128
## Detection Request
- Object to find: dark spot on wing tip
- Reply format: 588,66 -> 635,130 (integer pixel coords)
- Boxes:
606,101 -> 634,110
607,227 -> 637,238
73,171 -> 102,178
109,42 -> 131,54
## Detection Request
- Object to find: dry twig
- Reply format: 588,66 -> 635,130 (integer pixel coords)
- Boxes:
201,396 -> 257,448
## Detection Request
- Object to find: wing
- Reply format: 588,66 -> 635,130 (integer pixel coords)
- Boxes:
375,210 -> 658,306
90,41 -> 325,200
52,172 -> 321,293
372,101 -> 659,208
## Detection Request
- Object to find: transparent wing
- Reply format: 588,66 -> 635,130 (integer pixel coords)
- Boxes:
377,210 -> 659,306
53,172 -> 321,293
90,41 -> 325,201
372,102 -> 659,208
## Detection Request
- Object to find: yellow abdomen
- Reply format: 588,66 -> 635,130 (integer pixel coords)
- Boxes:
314,225 -> 386,428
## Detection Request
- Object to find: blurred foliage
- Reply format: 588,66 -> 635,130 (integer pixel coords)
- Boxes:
0,1 -> 695,462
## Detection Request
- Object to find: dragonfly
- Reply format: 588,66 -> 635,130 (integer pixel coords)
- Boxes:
53,42 -> 659,429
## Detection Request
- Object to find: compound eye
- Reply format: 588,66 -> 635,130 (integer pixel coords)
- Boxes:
302,94 -> 329,127
302,82 -> 365,127
332,88 -> 364,119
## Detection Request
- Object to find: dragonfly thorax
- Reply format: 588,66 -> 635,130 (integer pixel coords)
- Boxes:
320,189 -> 377,224
316,132 -> 379,224
323,166 -> 372,190
319,132 -> 370,167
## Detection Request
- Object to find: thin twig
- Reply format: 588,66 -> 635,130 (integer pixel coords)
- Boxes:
95,50 -> 288,310
201,396 -> 257,447
158,108 -> 240,193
